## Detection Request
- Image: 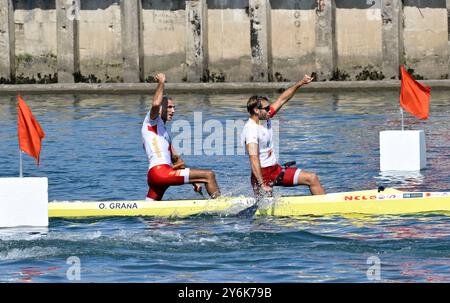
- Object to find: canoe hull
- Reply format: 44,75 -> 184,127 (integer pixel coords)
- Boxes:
48,188 -> 450,218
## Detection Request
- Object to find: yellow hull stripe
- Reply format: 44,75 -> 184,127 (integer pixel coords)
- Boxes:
48,188 -> 450,218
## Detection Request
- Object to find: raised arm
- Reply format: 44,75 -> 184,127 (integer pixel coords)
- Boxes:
150,73 -> 166,120
270,74 -> 314,116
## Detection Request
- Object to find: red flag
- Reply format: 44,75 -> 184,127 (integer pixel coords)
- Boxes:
400,65 -> 431,120
17,95 -> 45,166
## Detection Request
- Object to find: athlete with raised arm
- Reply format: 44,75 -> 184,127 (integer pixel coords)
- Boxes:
241,74 -> 326,197
142,73 -> 221,200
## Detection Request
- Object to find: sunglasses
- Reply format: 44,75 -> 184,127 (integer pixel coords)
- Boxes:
256,96 -> 270,111
258,104 -> 271,112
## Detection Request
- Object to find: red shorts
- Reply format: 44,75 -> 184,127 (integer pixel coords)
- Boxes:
251,164 -> 302,191
147,164 -> 190,200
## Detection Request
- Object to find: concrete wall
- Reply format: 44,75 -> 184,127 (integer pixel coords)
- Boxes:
0,0 -> 15,81
207,1 -> 251,82
79,0 -> 122,82
403,0 -> 449,79
270,0 -> 316,82
335,0 -> 383,79
1,0 -> 449,83
14,1 -> 57,82
142,0 -> 186,82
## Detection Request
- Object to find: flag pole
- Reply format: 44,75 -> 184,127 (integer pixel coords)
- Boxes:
19,149 -> 23,178
400,107 -> 404,131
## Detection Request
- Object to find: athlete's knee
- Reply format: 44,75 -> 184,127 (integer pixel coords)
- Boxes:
303,172 -> 319,186
310,173 -> 320,185
206,170 -> 216,181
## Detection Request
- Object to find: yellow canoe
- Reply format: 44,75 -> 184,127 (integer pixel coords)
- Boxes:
48,188 -> 450,218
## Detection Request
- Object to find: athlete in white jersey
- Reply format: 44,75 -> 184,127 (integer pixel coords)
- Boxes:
142,73 -> 221,200
241,74 -> 326,197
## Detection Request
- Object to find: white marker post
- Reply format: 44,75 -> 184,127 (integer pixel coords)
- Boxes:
379,108 -> 426,171
0,145 -> 48,228
400,107 -> 404,131
3,96 -> 49,228
19,149 -> 23,178
0,177 -> 49,228
380,130 -> 426,171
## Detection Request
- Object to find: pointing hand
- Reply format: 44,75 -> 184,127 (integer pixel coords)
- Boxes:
301,74 -> 314,85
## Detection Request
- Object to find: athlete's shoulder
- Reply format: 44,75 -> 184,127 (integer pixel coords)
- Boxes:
243,118 -> 259,129
241,119 -> 259,145
242,119 -> 257,135
142,113 -> 163,137
144,111 -> 163,125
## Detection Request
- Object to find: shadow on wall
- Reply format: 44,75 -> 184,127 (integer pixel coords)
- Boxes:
336,0 -> 445,9
207,0 -> 316,10
13,0 -> 55,10
13,0 -> 129,10
13,0 -> 123,10
269,0 -> 316,10
335,0 -> 378,9
207,0 -> 247,9
12,0 -> 447,11
80,0 -> 120,10
141,0 -> 186,10
403,0 -> 446,8
11,0 -> 316,11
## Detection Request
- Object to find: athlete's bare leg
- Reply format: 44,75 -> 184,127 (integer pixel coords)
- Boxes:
297,171 -> 326,195
189,169 -> 221,198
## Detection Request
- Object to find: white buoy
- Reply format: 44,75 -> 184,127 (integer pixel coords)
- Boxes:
0,177 -> 48,228
379,130 -> 426,171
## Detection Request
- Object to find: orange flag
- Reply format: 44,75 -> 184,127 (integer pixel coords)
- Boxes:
17,95 -> 45,166
400,65 -> 431,120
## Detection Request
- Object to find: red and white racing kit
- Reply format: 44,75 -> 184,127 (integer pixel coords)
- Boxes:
241,106 -> 302,191
142,112 -> 189,200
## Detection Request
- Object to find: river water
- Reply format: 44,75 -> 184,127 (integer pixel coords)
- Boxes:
0,91 -> 449,282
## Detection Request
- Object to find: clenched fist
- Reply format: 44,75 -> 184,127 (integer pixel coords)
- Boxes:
155,73 -> 166,84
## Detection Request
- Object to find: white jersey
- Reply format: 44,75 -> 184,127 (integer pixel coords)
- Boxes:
142,112 -> 172,170
241,118 -> 277,168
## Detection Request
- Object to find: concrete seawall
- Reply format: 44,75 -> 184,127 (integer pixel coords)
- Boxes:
1,0 -> 450,83
2,79 -> 450,95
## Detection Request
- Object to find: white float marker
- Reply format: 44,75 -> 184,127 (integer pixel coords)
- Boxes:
0,96 -> 48,228
380,66 -> 430,171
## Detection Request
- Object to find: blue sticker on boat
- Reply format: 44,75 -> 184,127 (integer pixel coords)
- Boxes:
403,193 -> 424,199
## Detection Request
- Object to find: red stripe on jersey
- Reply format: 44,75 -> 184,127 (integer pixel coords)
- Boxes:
148,124 -> 158,134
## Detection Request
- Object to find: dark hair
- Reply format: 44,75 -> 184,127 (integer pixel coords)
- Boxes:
162,95 -> 172,104
246,95 -> 269,115
161,95 -> 173,110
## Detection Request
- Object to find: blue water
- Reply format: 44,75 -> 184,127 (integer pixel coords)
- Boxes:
0,91 -> 449,282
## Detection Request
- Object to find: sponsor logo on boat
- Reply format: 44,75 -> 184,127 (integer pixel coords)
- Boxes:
403,193 -> 424,199
98,202 -> 139,210
344,195 -> 377,201
345,194 -> 402,201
